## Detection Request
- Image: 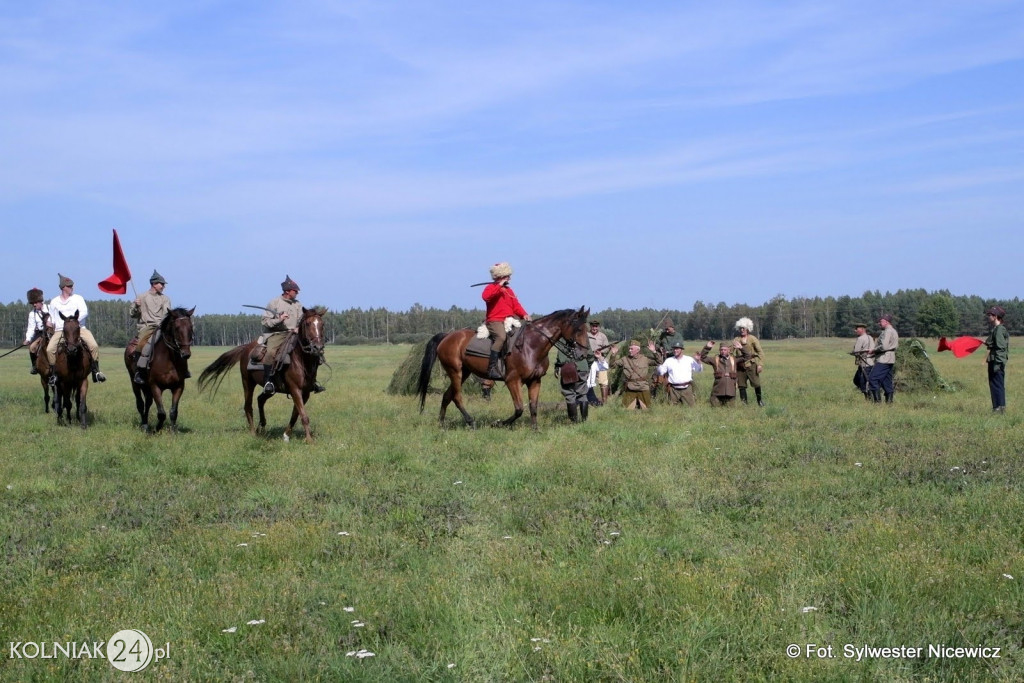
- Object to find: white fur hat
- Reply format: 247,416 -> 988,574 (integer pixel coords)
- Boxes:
489,262 -> 513,279
735,317 -> 754,331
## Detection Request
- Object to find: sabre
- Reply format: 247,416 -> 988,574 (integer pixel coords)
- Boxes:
242,304 -> 275,313
0,345 -> 26,360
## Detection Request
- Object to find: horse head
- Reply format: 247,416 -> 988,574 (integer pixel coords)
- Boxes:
299,307 -> 326,360
163,307 -> 195,359
558,306 -> 591,351
59,310 -> 82,353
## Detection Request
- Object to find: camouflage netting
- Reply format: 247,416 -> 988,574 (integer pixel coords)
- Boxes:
894,338 -> 955,392
386,338 -> 489,396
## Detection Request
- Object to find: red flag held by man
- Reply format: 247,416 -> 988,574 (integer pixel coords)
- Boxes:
98,229 -> 132,294
937,336 -> 985,358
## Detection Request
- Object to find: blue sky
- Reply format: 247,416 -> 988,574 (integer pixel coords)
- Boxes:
2,1 -> 1022,316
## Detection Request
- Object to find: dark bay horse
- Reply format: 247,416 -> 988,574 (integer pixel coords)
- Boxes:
417,307 -> 590,429
125,307 -> 195,432
198,307 -> 326,443
33,313 -> 53,413
53,311 -> 91,428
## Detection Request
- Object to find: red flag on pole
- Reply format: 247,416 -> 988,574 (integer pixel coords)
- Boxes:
937,336 -> 985,358
98,229 -> 132,294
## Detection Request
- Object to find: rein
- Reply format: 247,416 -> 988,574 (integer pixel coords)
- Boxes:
523,319 -> 580,358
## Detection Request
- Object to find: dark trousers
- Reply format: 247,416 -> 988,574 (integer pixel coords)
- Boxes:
867,362 -> 894,396
989,362 -> 1006,409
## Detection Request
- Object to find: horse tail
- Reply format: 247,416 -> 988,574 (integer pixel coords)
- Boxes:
197,345 -> 250,396
417,332 -> 447,413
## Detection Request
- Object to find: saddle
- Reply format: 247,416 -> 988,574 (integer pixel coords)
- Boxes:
466,323 -> 526,359
247,332 -> 297,371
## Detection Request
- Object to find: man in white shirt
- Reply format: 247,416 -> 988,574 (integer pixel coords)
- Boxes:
656,341 -> 702,407
45,274 -> 107,384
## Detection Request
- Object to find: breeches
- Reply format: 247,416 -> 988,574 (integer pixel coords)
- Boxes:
560,380 -> 588,404
47,329 -> 99,365
265,332 -> 291,365
621,389 -> 651,409
868,362 -> 894,395
28,336 -> 46,354
486,321 -> 507,353
737,367 -> 760,389
666,384 -> 696,406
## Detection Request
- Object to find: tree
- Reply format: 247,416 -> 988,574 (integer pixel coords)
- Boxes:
916,294 -> 959,337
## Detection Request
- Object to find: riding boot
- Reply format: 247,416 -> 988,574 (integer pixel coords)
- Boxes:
487,351 -> 503,380
262,364 -> 276,395
29,352 -> 38,374
133,368 -> 148,385
739,388 -> 748,404
567,403 -> 579,423
884,392 -> 894,404
579,401 -> 589,422
312,381 -> 326,393
755,387 -> 764,407
871,390 -> 881,403
91,360 -> 106,383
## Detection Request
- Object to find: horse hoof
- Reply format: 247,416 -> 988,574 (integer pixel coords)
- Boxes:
282,433 -> 290,442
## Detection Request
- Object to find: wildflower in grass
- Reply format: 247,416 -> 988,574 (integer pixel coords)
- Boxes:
338,531 -> 350,536
801,606 -> 817,613
222,627 -> 237,633
352,620 -> 365,627
855,463 -> 863,467
453,480 -> 463,485
237,543 -> 248,547
346,649 -> 375,658
1004,574 -> 1014,580
252,533 -> 266,538
247,619 -> 265,625
343,607 -> 355,612
448,663 -> 456,669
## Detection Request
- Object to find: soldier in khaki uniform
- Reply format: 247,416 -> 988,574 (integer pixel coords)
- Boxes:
611,340 -> 657,409
260,275 -> 306,395
732,317 -> 765,406
555,343 -> 592,423
851,322 -> 875,399
700,341 -> 739,406
131,270 -> 177,384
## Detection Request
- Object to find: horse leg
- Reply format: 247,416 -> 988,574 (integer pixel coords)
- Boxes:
78,380 -> 89,429
168,385 -> 184,433
285,389 -> 312,443
152,386 -> 167,432
440,366 -> 475,428
256,392 -> 270,434
526,380 -> 542,430
499,378 -> 526,428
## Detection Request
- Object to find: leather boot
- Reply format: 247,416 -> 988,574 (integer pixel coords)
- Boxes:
91,360 -> 106,383
262,364 -> 276,395
739,388 -> 748,404
133,368 -> 148,385
871,390 -> 881,403
579,401 -> 589,422
487,351 -> 503,380
755,387 -> 764,407
567,403 -> 579,423
313,381 -> 326,393
884,393 -> 894,404
29,352 -> 38,374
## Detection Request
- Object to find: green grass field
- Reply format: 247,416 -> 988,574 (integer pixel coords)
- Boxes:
1,339 -> 1022,681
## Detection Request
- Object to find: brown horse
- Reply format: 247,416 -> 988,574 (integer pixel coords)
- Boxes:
125,307 -> 195,432
417,307 -> 590,429
198,307 -> 326,443
33,313 -> 54,413
53,311 -> 91,428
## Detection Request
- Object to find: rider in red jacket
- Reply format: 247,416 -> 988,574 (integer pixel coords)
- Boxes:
482,262 -> 531,379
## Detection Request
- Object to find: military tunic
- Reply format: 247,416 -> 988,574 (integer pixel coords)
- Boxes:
732,333 -> 764,389
555,346 -> 590,406
262,294 -> 304,365
613,352 -> 655,408
131,289 -> 172,348
700,346 -> 738,406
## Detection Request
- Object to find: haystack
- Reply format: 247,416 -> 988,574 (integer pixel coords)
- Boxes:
386,339 -> 489,396
894,339 -> 954,392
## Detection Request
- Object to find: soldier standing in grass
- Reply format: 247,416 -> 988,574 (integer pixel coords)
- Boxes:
586,319 -> 610,405
984,306 -> 1009,413
555,342 -> 591,423
23,287 -> 51,374
610,340 -> 657,409
868,314 -> 898,403
700,341 -> 738,407
851,322 -> 875,399
481,262 -> 531,380
732,317 -> 764,406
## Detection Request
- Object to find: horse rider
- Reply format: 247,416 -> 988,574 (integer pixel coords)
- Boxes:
46,274 -> 107,384
23,287 -> 51,374
481,262 -> 531,379
131,270 -> 190,384
259,275 -> 324,396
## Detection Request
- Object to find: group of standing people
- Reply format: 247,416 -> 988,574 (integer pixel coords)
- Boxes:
850,314 -> 899,403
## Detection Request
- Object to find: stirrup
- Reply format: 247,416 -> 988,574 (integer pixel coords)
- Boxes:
48,375 -> 57,387
312,382 -> 325,394
133,371 -> 147,385
263,381 -> 276,395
